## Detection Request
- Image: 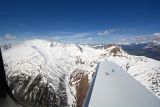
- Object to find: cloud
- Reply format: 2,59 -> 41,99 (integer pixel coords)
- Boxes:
151,33 -> 160,41
137,33 -> 160,42
21,29 -> 117,42
87,37 -> 92,40
122,38 -> 127,42
97,29 -> 117,36
51,32 -> 90,40
154,32 -> 160,36
119,32 -> 160,43
3,33 -> 16,40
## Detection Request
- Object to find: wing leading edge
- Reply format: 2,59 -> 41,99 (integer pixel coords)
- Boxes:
83,61 -> 160,107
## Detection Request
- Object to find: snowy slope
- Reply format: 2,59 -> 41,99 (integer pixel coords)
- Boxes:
2,39 -> 106,106
107,53 -> 160,98
2,39 -> 160,106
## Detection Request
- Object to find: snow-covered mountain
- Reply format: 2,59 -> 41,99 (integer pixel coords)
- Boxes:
120,42 -> 160,61
2,39 -> 160,107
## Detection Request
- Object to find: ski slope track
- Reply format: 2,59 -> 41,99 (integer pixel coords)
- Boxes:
2,39 -> 160,107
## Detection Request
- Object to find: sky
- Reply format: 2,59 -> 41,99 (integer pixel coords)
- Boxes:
0,0 -> 160,43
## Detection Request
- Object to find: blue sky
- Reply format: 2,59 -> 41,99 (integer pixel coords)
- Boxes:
0,0 -> 160,43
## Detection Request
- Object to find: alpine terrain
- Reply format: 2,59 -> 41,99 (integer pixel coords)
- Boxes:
1,39 -> 160,107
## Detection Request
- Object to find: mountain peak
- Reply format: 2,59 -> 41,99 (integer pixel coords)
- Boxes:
2,39 -> 160,106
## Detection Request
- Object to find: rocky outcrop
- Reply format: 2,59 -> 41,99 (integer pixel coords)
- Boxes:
6,70 -> 68,107
1,44 -> 12,50
2,39 -> 160,107
70,69 -> 89,107
109,46 -> 122,56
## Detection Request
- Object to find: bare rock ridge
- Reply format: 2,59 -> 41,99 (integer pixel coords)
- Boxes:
70,69 -> 89,107
2,39 -> 160,107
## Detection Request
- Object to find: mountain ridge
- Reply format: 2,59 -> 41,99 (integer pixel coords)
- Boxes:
2,39 -> 160,107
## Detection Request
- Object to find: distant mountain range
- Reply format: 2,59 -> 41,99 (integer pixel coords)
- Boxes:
1,40 -> 160,107
120,42 -> 160,61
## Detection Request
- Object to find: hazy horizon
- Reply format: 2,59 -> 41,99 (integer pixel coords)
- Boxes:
0,0 -> 160,43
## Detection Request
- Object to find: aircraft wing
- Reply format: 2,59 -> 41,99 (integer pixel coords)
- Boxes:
83,61 -> 160,107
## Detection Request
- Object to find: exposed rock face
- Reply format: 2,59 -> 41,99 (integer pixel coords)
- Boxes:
70,69 -> 89,107
57,74 -> 68,106
2,39 -> 160,107
1,44 -> 12,50
7,71 -> 63,107
109,46 -> 122,56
